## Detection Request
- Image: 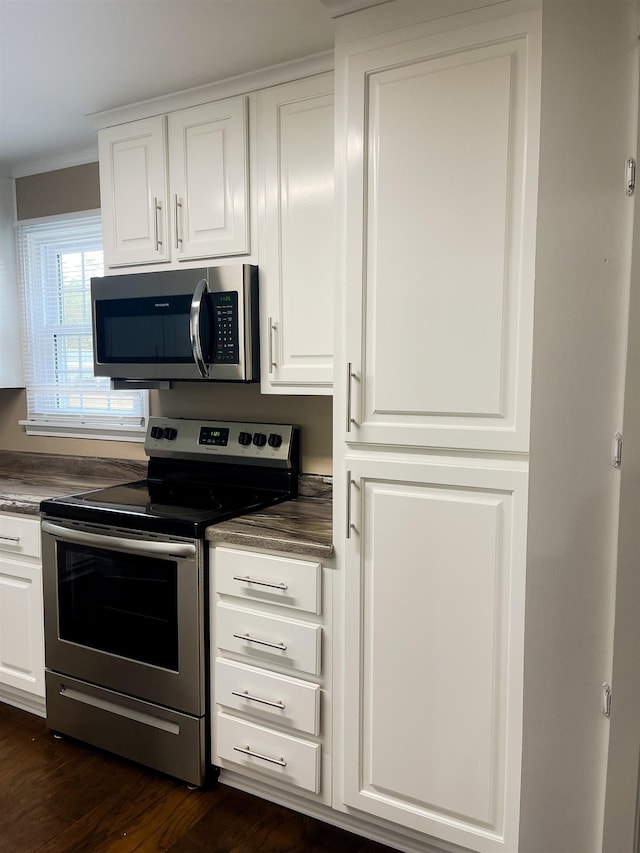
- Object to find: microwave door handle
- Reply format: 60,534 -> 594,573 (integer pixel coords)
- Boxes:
190,278 -> 211,378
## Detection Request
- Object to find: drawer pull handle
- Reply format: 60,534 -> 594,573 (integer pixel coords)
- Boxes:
233,633 -> 287,652
233,575 -> 288,592
0,535 -> 20,544
233,745 -> 287,767
231,690 -> 286,710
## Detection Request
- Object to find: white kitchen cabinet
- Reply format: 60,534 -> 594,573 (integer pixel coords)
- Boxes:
333,1 -> 637,852
0,514 -> 45,710
341,454 -> 527,851
333,5 -> 541,852
340,11 -> 540,453
255,74 -> 335,395
99,116 -> 170,266
167,98 -> 249,261
0,177 -> 24,388
99,96 -> 249,268
211,544 -> 332,804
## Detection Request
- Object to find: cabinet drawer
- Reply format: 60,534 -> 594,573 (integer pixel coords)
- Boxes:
216,602 -> 321,676
215,547 -> 321,614
0,515 -> 41,560
215,657 -> 320,735
216,711 -> 321,793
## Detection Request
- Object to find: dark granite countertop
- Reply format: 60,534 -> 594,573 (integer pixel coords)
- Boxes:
0,451 -> 334,557
0,451 -> 147,517
205,497 -> 333,560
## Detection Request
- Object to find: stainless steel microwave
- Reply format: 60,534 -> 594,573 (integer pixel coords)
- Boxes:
91,265 -> 259,384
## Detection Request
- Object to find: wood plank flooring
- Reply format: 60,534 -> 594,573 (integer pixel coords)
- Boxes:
0,703 -> 397,853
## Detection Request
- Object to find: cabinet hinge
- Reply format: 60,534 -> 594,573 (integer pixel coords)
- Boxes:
602,682 -> 612,718
627,158 -> 636,196
613,432 -> 623,468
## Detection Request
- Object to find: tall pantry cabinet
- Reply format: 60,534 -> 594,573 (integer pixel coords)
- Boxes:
331,1 -> 637,852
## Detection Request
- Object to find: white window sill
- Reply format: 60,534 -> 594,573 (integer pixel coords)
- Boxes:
19,420 -> 146,442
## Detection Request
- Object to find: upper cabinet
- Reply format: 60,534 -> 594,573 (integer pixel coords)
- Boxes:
256,74 -> 335,395
340,12 -> 540,452
94,60 -> 337,394
0,177 -> 24,388
99,96 -> 249,268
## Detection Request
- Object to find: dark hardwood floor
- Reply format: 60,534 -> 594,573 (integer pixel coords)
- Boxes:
0,702 -> 397,853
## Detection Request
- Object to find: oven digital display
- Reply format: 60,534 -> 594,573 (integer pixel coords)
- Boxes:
198,426 -> 229,446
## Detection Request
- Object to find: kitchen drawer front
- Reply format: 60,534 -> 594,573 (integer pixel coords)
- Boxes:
0,515 -> 41,560
215,547 -> 321,614
216,602 -> 321,676
216,711 -> 321,793
215,657 -> 320,735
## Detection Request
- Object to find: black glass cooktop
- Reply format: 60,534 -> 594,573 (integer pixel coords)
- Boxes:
40,478 -> 290,538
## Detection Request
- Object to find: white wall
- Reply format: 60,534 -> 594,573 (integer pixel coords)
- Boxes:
520,2 -> 638,850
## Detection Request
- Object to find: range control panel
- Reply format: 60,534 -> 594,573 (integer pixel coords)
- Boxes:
145,417 -> 296,467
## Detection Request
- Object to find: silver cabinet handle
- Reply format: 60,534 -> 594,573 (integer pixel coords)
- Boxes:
233,745 -> 287,767
346,362 -> 357,432
153,197 -> 163,250
346,472 -> 357,539
233,633 -> 287,652
233,575 -> 288,591
0,535 -> 20,544
189,278 -> 210,378
174,194 -> 183,249
231,690 -> 286,710
267,317 -> 276,374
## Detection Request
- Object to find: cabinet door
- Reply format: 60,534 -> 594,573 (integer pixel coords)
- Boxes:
168,97 -> 249,260
341,455 -> 527,851
339,12 -> 541,451
99,116 -> 169,267
256,75 -> 335,394
0,555 -> 44,697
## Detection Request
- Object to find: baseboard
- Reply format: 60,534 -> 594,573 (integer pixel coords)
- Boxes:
0,684 -> 46,718
218,769 -> 456,853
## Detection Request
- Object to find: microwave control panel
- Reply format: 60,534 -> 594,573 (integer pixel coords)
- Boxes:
212,292 -> 239,364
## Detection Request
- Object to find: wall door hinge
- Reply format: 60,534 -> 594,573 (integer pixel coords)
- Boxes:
612,432 -> 623,468
627,158 -> 636,196
602,682 -> 612,718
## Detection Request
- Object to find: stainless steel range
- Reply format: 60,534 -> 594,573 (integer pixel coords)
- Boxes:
40,417 -> 299,786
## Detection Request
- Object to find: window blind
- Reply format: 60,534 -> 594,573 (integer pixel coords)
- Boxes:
17,211 -> 148,440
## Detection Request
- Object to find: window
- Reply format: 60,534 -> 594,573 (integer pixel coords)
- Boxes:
17,211 -> 147,440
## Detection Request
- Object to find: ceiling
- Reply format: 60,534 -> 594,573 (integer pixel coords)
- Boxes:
0,0 -> 335,177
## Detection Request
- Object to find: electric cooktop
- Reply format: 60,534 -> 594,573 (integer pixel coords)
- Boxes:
40,418 -> 300,538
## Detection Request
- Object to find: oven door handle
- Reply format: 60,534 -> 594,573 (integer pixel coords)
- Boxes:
41,520 -> 197,558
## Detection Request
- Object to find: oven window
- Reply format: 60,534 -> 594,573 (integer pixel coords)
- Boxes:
95,294 -> 212,364
57,542 -> 179,671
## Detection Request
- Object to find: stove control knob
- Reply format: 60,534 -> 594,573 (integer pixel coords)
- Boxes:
238,431 -> 252,446
163,426 -> 178,441
150,426 -> 164,440
268,433 -> 282,449
252,432 -> 267,448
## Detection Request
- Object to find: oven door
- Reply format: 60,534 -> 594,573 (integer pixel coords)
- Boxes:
41,519 -> 205,717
